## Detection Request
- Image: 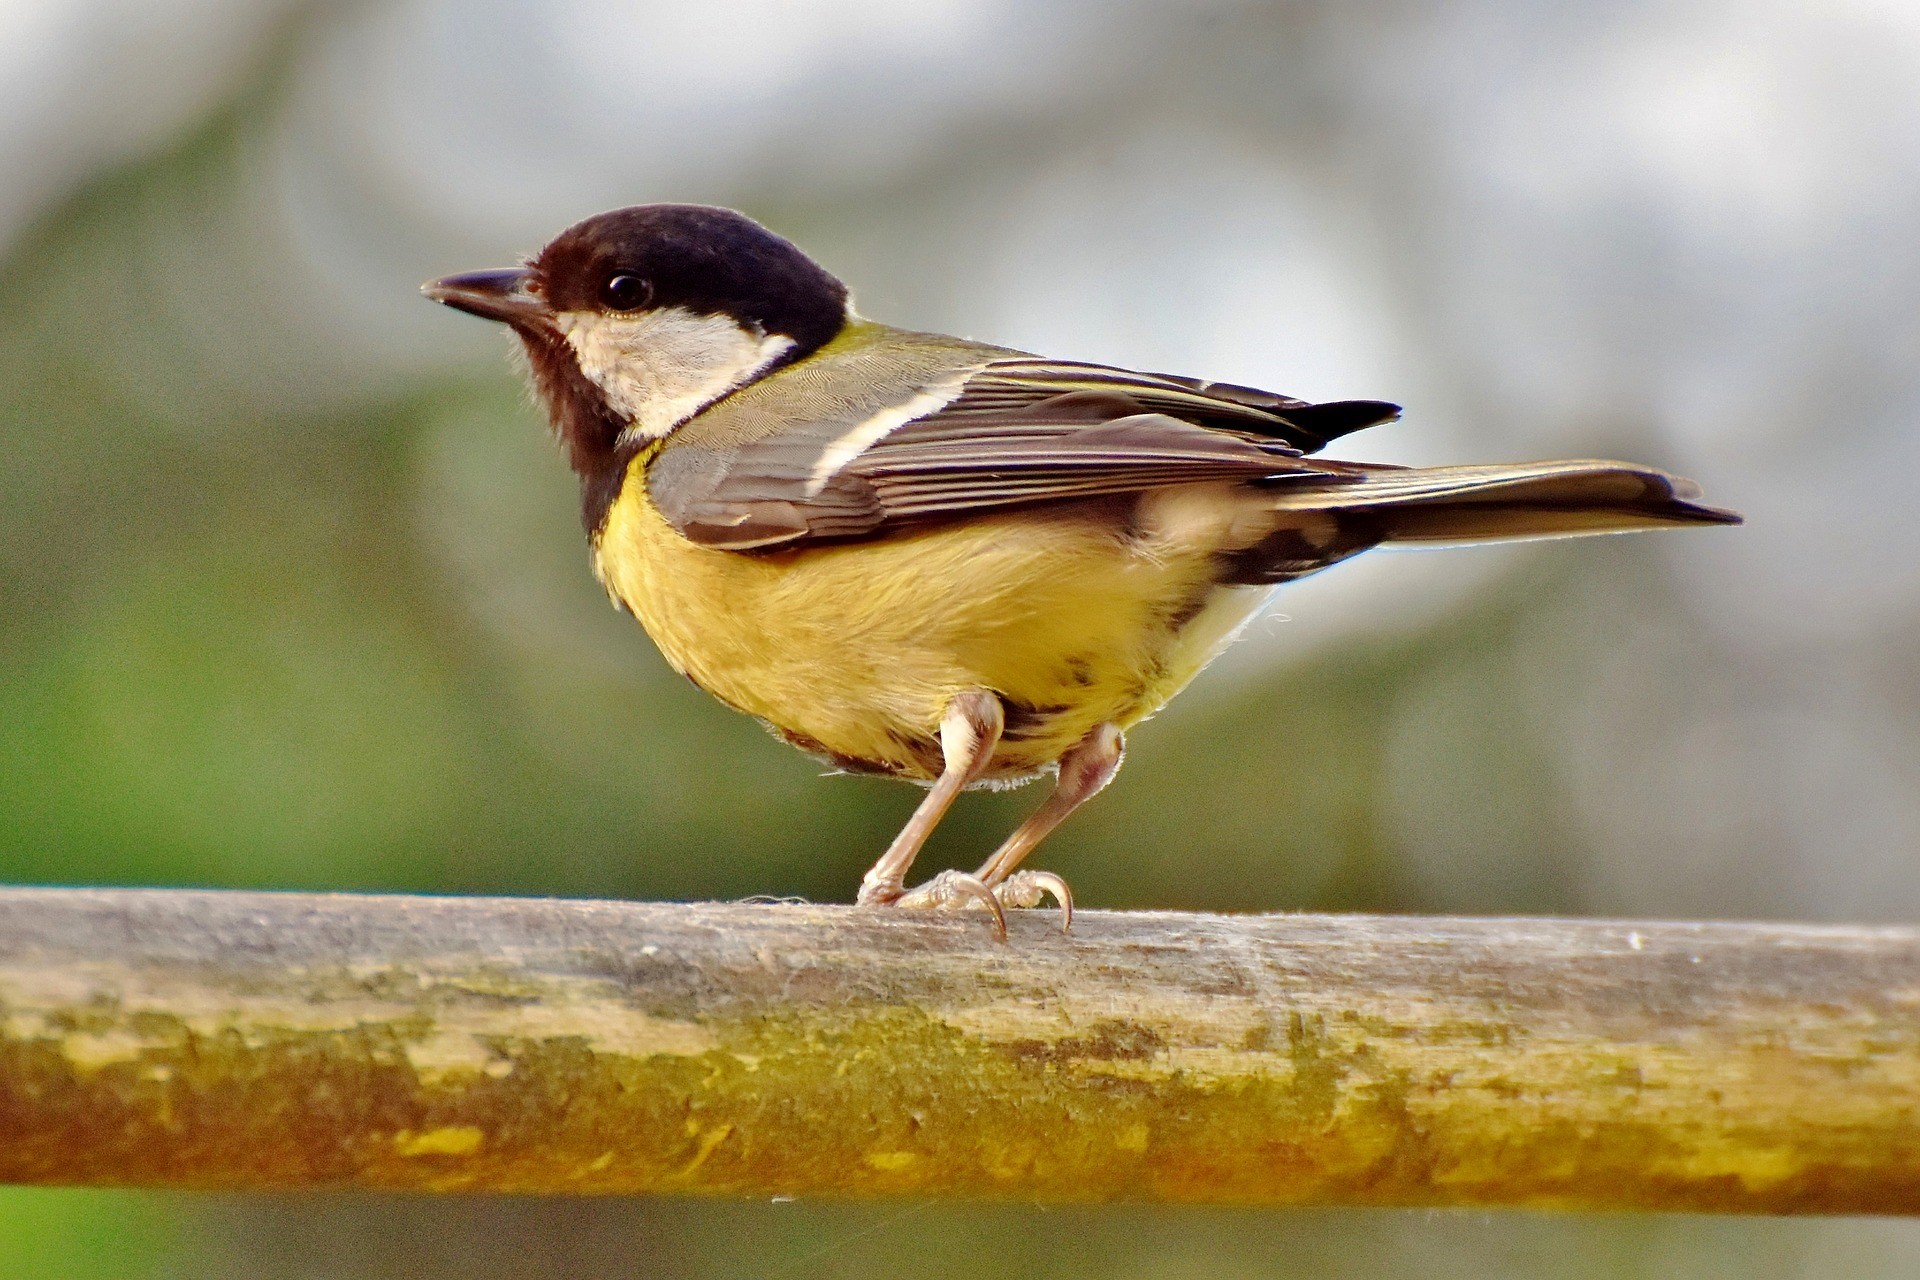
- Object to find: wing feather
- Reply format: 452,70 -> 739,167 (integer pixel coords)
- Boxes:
946,358 -> 1398,450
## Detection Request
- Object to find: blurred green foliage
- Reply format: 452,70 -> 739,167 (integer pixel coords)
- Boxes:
0,1191 -> 174,1280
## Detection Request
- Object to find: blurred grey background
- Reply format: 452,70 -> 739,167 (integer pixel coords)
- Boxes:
1,1 -> 1915,1276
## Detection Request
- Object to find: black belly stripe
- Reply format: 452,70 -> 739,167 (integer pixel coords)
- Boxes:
992,692 -> 1089,743
766,722 -> 932,779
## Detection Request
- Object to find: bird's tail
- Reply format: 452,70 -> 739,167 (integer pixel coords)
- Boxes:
1270,458 -> 1741,541
1229,459 -> 1740,583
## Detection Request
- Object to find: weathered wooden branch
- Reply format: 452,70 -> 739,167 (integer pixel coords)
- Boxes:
1,887 -> 1917,1212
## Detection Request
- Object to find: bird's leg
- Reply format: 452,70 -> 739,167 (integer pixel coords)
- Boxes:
856,690 -> 1005,921
973,723 -> 1125,930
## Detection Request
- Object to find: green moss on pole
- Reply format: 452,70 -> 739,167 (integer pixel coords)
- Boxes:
2,888 -> 1918,1211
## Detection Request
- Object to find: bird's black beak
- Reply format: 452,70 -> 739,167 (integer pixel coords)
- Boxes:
421,268 -> 552,329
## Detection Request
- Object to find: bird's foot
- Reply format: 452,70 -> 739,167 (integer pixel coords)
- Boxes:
881,868 -> 1074,939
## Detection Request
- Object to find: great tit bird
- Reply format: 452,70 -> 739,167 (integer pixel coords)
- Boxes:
424,203 -> 1738,935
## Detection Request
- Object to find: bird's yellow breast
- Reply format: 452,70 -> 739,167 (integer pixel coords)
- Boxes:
593,454 -> 1272,782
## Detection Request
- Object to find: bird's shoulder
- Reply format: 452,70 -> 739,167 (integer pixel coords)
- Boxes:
667,319 -> 1021,457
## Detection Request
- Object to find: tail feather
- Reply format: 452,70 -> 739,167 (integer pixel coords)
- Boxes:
1224,459 -> 1739,584
1265,459 -> 1741,542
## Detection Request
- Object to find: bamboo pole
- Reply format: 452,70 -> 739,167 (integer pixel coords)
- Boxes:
1,886 -> 1918,1212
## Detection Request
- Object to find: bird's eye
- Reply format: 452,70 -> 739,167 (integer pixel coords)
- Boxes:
600,274 -> 652,311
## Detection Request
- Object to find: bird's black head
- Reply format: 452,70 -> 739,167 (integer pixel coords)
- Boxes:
531,204 -> 849,351
423,204 -> 850,532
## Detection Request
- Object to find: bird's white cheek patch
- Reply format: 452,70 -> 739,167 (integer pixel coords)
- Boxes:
559,307 -> 794,440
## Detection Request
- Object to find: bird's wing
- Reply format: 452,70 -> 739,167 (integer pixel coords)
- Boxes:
649,328 -> 1399,550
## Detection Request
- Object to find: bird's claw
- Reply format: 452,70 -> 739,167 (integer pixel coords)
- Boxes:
993,870 -> 1074,933
891,870 -> 1009,940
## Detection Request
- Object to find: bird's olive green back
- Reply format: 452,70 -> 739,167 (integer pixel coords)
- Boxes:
645,321 -> 1018,547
